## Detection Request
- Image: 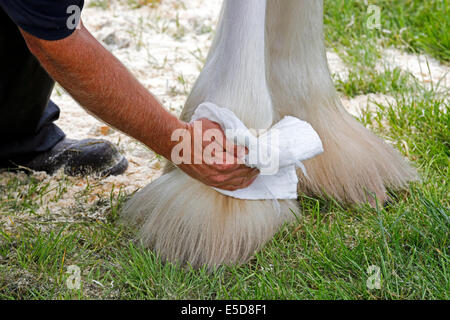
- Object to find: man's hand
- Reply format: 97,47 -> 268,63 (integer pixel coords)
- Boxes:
175,118 -> 259,191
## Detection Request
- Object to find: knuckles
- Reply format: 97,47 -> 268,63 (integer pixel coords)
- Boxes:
210,174 -> 227,185
215,163 -> 235,172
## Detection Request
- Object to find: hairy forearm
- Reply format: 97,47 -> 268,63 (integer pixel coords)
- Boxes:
21,23 -> 184,159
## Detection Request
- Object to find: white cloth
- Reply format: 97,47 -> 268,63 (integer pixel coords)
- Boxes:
191,102 -> 324,200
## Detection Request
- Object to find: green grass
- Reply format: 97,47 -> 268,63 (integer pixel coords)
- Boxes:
0,0 -> 448,300
324,0 -> 449,63
334,67 -> 413,98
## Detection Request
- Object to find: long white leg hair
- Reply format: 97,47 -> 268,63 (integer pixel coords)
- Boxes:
121,0 -> 296,268
265,0 -> 416,204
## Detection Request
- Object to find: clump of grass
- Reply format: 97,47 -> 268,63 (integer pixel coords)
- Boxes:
334,67 -> 412,97
325,0 -> 448,98
324,0 -> 449,63
88,0 -> 110,10
379,0 -> 449,63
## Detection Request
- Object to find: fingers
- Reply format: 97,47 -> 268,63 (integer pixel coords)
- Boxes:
210,167 -> 259,190
228,166 -> 259,180
220,136 -> 247,161
213,165 -> 259,178
182,118 -> 259,191
199,118 -> 247,161
203,146 -> 247,169
179,161 -> 259,191
216,175 -> 259,191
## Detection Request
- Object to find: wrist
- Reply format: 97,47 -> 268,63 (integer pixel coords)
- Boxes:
152,117 -> 188,161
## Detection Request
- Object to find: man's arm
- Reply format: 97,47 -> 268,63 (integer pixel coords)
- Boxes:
21,22 -> 258,190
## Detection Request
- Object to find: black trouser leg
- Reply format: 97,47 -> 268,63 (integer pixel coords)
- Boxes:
0,7 -> 65,160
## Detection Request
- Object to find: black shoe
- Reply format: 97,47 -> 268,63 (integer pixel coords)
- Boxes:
2,138 -> 128,177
